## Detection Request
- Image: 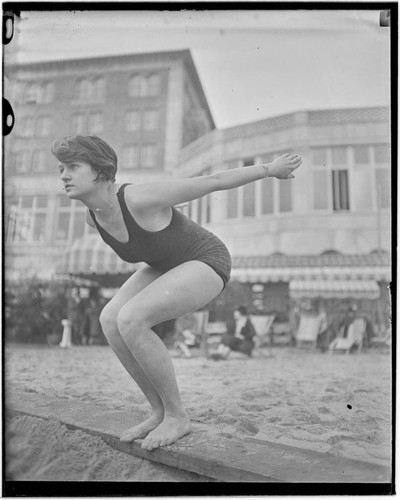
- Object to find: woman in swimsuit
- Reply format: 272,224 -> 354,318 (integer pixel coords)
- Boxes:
52,135 -> 302,451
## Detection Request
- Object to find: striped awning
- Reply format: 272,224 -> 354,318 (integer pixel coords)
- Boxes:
289,280 -> 380,300
230,266 -> 390,283
56,234 -> 139,275
230,253 -> 391,283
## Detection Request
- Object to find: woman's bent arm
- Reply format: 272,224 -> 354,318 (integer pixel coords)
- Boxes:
127,153 -> 301,212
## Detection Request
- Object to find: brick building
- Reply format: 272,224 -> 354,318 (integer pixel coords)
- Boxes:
4,49 -> 215,276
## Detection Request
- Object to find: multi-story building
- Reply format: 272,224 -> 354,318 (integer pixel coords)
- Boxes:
174,107 -> 391,323
4,50 -> 391,327
4,49 -> 215,277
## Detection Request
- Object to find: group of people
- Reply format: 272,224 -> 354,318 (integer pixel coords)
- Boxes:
67,288 -> 104,345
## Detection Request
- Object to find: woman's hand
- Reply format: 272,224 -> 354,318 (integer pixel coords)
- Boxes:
268,153 -> 302,179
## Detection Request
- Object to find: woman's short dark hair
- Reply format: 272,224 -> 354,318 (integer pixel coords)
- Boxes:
51,135 -> 117,183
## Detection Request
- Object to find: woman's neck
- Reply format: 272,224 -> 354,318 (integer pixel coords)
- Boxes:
82,183 -> 119,213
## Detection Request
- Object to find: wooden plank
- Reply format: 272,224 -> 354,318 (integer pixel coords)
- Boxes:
6,390 -> 391,483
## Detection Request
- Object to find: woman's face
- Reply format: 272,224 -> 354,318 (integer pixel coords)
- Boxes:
59,160 -> 98,199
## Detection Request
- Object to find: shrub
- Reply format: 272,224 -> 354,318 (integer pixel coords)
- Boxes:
5,278 -> 69,343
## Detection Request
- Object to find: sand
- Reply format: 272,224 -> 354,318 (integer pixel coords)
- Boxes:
4,344 -> 392,481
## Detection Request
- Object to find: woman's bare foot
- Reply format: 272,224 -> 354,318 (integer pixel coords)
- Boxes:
141,414 -> 192,451
120,414 -> 163,442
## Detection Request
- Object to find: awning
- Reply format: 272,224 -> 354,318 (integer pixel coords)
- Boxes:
56,234 -> 139,276
289,280 -> 381,300
230,253 -> 391,282
230,267 -> 390,282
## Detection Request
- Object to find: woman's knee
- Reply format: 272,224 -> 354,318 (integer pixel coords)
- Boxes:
99,303 -> 119,338
116,302 -> 152,339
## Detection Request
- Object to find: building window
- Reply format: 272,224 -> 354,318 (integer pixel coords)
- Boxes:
19,116 -> 35,137
32,150 -> 47,172
374,144 -> 390,163
73,77 -> 105,101
23,83 -> 39,104
311,147 -> 328,166
74,78 -> 87,100
312,147 -> 350,212
331,146 -> 347,166
375,168 -> 390,209
70,113 -> 86,134
88,112 -> 103,134
332,169 -> 349,211
54,196 -> 86,243
93,77 -> 105,100
227,189 -> 239,219
40,81 -> 55,103
143,109 -> 159,131
242,159 -> 256,217
122,145 -> 140,168
24,81 -> 55,104
279,179 -> 292,212
32,213 -> 47,242
313,171 -> 329,210
197,197 -> 203,225
55,212 -> 70,241
128,75 -> 145,97
9,195 -> 48,243
15,151 -> 30,173
126,110 -> 141,131
205,195 -> 212,224
148,74 -> 161,96
243,183 -> 256,217
352,167 -> 373,210
72,212 -> 86,241
262,178 -> 274,214
5,198 -> 19,242
36,116 -> 52,136
128,73 -> 160,98
141,144 -> 158,168
353,145 -> 370,165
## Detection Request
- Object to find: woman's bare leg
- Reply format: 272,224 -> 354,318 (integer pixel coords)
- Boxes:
99,265 -> 166,440
116,260 -> 224,451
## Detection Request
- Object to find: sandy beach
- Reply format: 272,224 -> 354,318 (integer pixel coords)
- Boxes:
5,343 -> 392,482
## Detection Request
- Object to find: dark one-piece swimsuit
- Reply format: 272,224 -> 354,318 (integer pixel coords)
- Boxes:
89,183 -> 231,287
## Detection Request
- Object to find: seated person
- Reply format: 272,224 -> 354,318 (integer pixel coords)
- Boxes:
216,306 -> 256,358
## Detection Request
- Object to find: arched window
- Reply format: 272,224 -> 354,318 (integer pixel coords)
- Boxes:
93,77 -> 105,99
128,75 -> 143,97
73,78 -> 86,99
147,74 -> 161,96
24,82 -> 39,103
40,81 -> 55,103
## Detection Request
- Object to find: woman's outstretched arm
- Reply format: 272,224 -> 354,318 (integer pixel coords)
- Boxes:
126,153 -> 302,212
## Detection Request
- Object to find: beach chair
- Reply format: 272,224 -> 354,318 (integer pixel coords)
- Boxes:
295,313 -> 325,349
329,318 -> 366,354
370,329 -> 391,353
251,315 -> 275,347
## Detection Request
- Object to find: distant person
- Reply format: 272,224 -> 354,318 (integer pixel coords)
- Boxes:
52,134 -> 301,451
216,305 -> 257,358
66,287 -> 84,345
